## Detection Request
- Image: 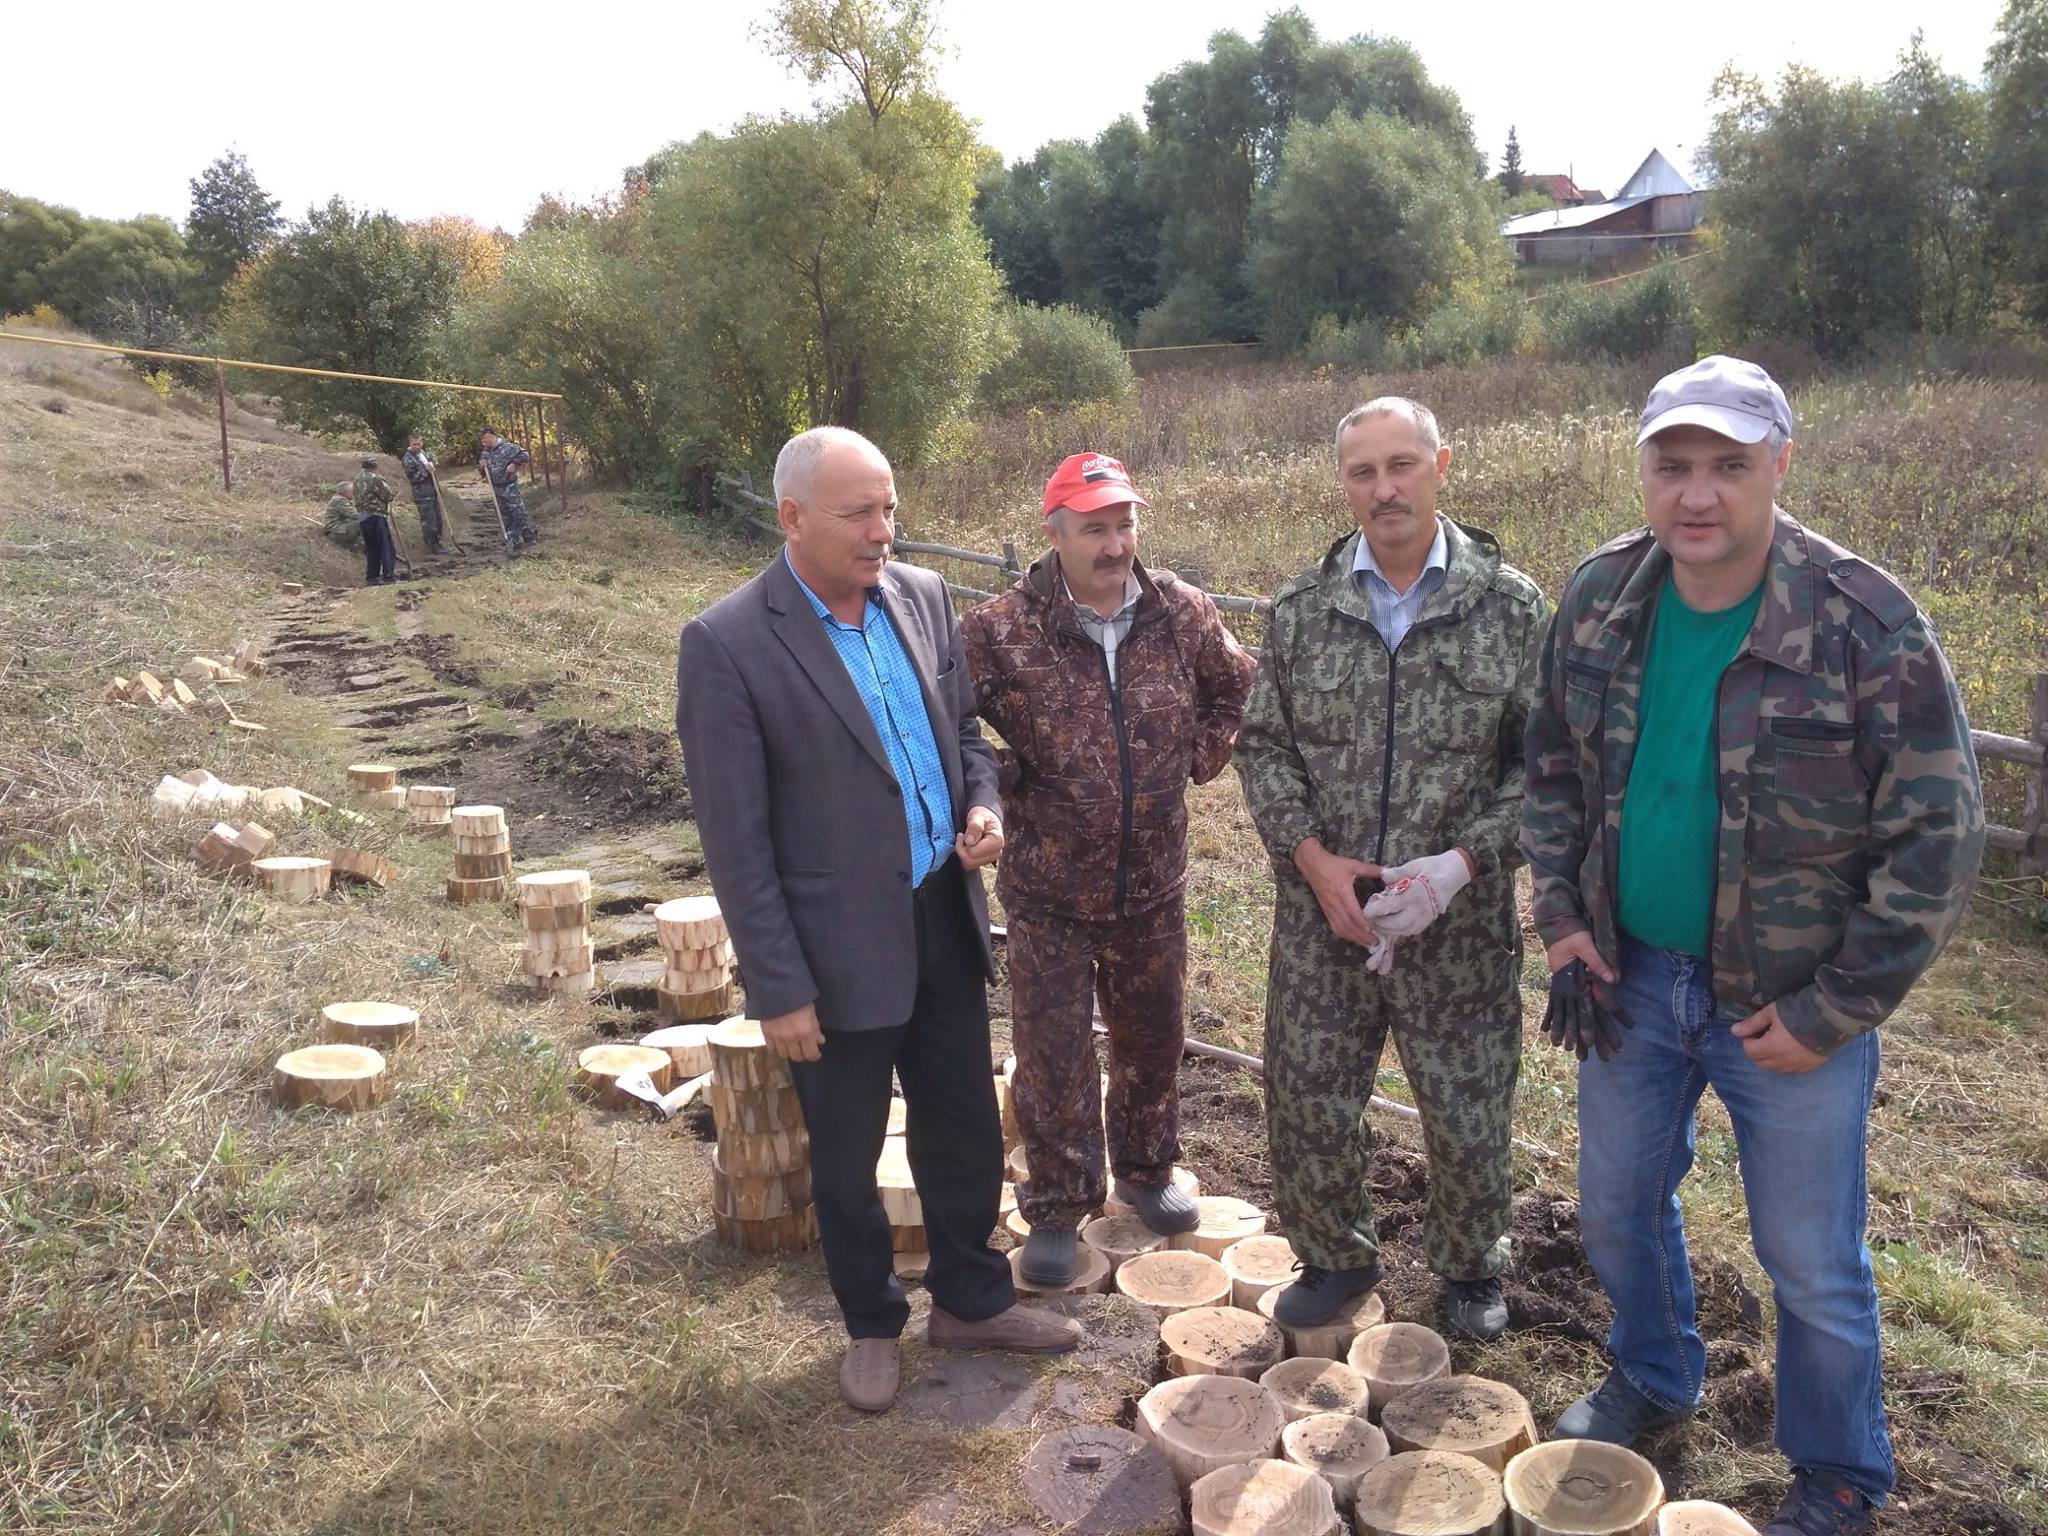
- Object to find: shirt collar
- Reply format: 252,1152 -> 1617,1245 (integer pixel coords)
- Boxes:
1060,565 -> 1142,622
784,547 -> 878,625
1352,517 -> 1449,593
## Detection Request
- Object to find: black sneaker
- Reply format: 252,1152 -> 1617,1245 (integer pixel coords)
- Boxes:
1270,1259 -> 1383,1327
1442,1276 -> 1508,1341
1763,1470 -> 1877,1536
1553,1368 -> 1693,1444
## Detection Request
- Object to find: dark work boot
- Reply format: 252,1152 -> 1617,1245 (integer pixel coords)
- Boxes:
1442,1276 -> 1509,1341
1270,1259 -> 1384,1327
1018,1227 -> 1078,1288
1553,1368 -> 1694,1444
1763,1470 -> 1878,1536
1112,1177 -> 1200,1237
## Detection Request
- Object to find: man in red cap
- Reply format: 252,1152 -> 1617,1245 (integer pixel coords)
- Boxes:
963,452 -> 1256,1285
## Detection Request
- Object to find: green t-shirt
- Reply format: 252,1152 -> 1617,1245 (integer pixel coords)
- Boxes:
1617,573 -> 1764,957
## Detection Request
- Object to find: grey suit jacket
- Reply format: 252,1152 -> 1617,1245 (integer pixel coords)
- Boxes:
675,554 -> 1000,1031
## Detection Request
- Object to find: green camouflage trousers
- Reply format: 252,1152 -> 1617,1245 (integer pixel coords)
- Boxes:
1264,876 -> 1519,1281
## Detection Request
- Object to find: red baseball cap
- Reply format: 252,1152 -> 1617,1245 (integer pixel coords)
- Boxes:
1042,452 -> 1149,520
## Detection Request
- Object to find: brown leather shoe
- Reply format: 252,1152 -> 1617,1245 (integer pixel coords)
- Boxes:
926,1302 -> 1083,1354
839,1337 -> 900,1412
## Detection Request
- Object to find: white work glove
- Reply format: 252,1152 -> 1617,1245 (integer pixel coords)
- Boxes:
1363,850 -> 1473,939
1365,933 -> 1396,976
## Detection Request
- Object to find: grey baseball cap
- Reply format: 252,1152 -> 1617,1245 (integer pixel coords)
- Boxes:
1637,354 -> 1795,447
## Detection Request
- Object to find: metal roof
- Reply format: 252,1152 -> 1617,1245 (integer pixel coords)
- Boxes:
1616,148 -> 1693,198
1502,197 -> 1649,237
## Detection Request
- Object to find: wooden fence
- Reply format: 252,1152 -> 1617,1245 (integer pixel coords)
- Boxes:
715,473 -> 2048,877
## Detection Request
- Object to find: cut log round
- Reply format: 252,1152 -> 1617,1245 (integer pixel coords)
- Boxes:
708,1017 -> 793,1094
1503,1441 -> 1664,1536
1381,1376 -> 1536,1474
1190,1458 -> 1341,1536
534,968 -> 596,997
707,1079 -> 805,1137
1223,1234 -> 1300,1312
347,763 -> 399,792
522,938 -> 596,978
522,900 -> 593,933
711,1144 -> 812,1221
653,895 -> 727,949
1006,1144 -> 1032,1184
656,978 -> 735,1023
1282,1412 -> 1390,1511
1116,1250 -> 1233,1319
1259,1284 -> 1387,1361
514,868 -> 590,906
1160,1305 -> 1288,1381
194,821 -> 246,874
406,784 -> 458,808
1656,1501 -> 1758,1536
454,851 -> 514,880
876,1134 -> 920,1225
1346,1323 -> 1453,1416
328,846 -> 398,889
1009,1242 -> 1113,1298
721,1124 -> 812,1179
639,1023 -> 716,1078
1136,1374 -> 1288,1488
361,787 -> 409,811
232,822 -> 275,863
446,875 -> 507,903
1259,1356 -> 1375,1423
1169,1196 -> 1269,1261
1103,1163 -> 1200,1217
274,1043 -> 386,1112
1021,1424 -> 1182,1536
1080,1213 -> 1168,1265
662,935 -> 735,969
662,958 -> 732,995
576,1043 -> 676,1110
1352,1450 -> 1505,1536
713,1204 -> 817,1254
892,1221 -> 927,1254
1003,1206 -> 1035,1243
253,855 -> 331,903
452,831 -> 514,855
320,1000 -> 419,1050
451,805 -> 509,837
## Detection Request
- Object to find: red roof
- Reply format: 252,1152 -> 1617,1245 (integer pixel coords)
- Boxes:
1528,173 -> 1597,204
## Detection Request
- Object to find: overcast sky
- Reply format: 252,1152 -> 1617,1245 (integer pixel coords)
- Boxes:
3,0 -> 2009,232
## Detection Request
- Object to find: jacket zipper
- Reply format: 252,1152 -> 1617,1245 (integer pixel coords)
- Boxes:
1371,615 -> 1450,865
1102,644 -> 1135,919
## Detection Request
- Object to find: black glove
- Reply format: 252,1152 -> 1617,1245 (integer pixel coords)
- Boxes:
1542,958 -> 1630,1061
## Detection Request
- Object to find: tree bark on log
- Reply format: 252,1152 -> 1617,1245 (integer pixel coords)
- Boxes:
653,895 -> 727,949
708,1079 -> 805,1137
711,1144 -> 812,1220
1161,1305 -> 1287,1381
1346,1322 -> 1452,1415
320,1000 -> 419,1050
1352,1450 -> 1505,1536
1381,1377 -> 1536,1474
707,1017 -> 792,1092
451,805 -> 509,837
1136,1374 -> 1288,1488
1190,1458 -> 1341,1536
656,979 -> 735,1022
274,1043 -> 386,1112
347,763 -> 399,792
1502,1441 -> 1664,1536
329,846 -> 398,889
713,1205 -> 816,1253
253,856 -> 331,902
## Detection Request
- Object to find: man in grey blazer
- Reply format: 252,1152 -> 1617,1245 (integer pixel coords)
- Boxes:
676,426 -> 1083,1412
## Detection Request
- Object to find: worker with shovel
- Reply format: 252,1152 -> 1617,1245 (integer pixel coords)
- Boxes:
479,427 -> 537,556
352,457 -> 399,586
401,433 -> 446,555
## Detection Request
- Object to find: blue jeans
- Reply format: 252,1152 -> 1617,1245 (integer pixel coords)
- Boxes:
1577,935 -> 1893,1501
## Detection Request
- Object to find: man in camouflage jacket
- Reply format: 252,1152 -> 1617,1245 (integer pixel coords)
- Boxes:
964,452 -> 1255,1285
352,458 -> 397,586
323,480 -> 361,551
1236,399 -> 1548,1342
402,433 -> 445,554
1522,356 -> 1983,1533
479,428 -> 536,553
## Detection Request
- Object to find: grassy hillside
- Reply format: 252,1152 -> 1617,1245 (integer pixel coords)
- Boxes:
2,332 -> 2044,1533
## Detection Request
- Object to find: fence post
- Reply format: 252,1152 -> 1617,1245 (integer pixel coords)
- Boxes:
2027,672 -> 2048,877
214,363 -> 231,492
552,398 -> 569,517
1003,540 -> 1021,580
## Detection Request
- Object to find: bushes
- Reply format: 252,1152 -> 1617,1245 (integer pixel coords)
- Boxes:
1396,286 -> 1531,368
977,302 -> 1134,412
1541,260 -> 1697,361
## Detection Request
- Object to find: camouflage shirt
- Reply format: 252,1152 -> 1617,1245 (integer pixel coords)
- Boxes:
480,440 -> 530,489
965,552 -> 1255,921
323,494 -> 361,547
1521,512 -> 1985,1058
352,471 -> 394,516
1235,519 -> 1549,1008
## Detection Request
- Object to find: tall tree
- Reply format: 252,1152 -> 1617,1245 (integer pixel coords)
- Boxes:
1498,126 -> 1524,196
1983,0 -> 2048,319
762,0 -> 937,122
0,192 -> 88,314
185,152 -> 281,312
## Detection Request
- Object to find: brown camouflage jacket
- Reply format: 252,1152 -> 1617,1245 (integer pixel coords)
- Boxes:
963,553 -> 1255,921
1235,520 -> 1550,1006
1522,512 -> 1985,1057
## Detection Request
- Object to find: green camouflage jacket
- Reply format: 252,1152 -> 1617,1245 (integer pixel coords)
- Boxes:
1236,519 -> 1549,1000
352,471 -> 394,517
1522,512 -> 1985,1057
323,494 -> 362,547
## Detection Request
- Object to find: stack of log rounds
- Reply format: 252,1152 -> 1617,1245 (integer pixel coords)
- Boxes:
1503,1442 -> 1665,1536
1081,1214 -> 1167,1265
639,1023 -> 716,1077
405,784 -> 457,834
1117,1249 -> 1233,1319
1170,1196 -> 1269,1260
1189,1458 -> 1341,1536
1161,1305 -> 1287,1381
1137,1374 -> 1288,1488
706,1016 -> 814,1253
1103,1164 -> 1200,1217
1352,1450 -> 1504,1536
1381,1377 -> 1536,1474
1282,1412 -> 1391,1511
1657,1501 -> 1757,1536
1009,1242 -> 1113,1298
1222,1234 -> 1299,1312
653,896 -> 737,1021
1259,1285 -> 1388,1361
320,1001 -> 419,1050
274,1043 -> 386,1112
451,803 -> 513,893
252,855 -> 331,903
1259,1357 -> 1375,1424
329,846 -> 398,889
517,871 -> 594,993
576,1043 -> 675,1111
1347,1323 -> 1453,1416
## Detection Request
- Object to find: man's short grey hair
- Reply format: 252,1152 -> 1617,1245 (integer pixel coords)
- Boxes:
338,480 -> 353,494
774,425 -> 886,508
1333,397 -> 1442,465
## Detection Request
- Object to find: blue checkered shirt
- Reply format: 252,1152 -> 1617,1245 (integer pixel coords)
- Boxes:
1352,518 -> 1449,652
787,554 -> 955,887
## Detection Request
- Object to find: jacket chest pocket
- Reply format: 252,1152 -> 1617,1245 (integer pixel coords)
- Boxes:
1291,652 -> 1361,750
1752,722 -> 1869,859
1424,647 -> 1515,754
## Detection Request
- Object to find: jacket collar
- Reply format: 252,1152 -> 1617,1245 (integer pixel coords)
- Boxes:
1024,551 -> 1166,640
1603,510 -> 1817,676
1314,516 -> 1500,630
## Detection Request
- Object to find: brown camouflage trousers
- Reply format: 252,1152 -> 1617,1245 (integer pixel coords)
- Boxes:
1264,877 -> 1519,1281
1008,896 -> 1187,1229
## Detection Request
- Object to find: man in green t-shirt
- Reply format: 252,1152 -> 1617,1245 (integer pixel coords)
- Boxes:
1521,356 -> 1984,1535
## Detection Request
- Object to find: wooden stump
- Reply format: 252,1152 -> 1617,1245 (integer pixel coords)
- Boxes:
1136,1374 -> 1287,1488
876,1134 -> 920,1225
1082,1214 -> 1168,1266
454,851 -> 514,881
453,831 -> 513,856
713,1205 -> 817,1254
711,1144 -> 812,1220
522,936 -> 596,979
707,1079 -> 805,1137
1169,1196 -> 1269,1261
639,1023 -> 716,1078
274,1043 -> 386,1112
348,763 -> 400,793
320,1001 -> 419,1050
522,900 -> 592,933
361,787 -> 409,811
1009,1242 -> 1113,1299
446,875 -> 507,904
252,855 -> 331,902
1352,1450 -> 1505,1536
1021,1424 -> 1182,1536
1160,1305 -> 1287,1381
195,821 -> 247,874
329,846 -> 397,889
231,821 -> 275,866
1259,1284 -> 1387,1361
657,978 -> 735,1023
1116,1250 -> 1233,1319
406,784 -> 458,810
282,581 -> 304,595
1655,1501 -> 1758,1536
663,956 -> 732,994
1503,1442 -> 1664,1536
653,895 -> 726,949
1103,1165 -> 1200,1217
515,868 -> 589,906
707,1017 -> 790,1091
1259,1356 -> 1375,1423
451,805 -> 508,837
1223,1234 -> 1299,1312
576,1043 -> 675,1110
1282,1412 -> 1390,1511
1347,1322 -> 1452,1415
1382,1377 -> 1536,1474
534,968 -> 596,998
1189,1458 -> 1341,1536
